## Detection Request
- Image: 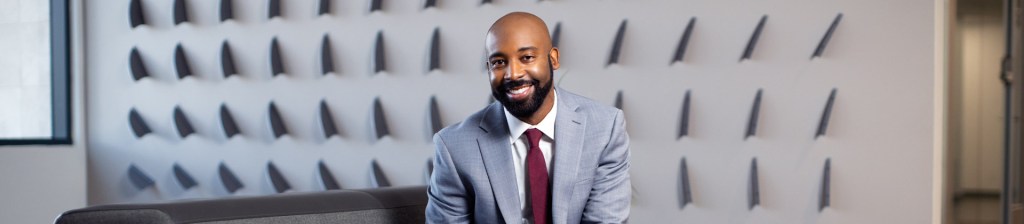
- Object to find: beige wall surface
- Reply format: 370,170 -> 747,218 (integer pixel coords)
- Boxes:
948,0 -> 1002,222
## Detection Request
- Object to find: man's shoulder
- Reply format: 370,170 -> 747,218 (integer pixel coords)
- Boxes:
558,88 -> 622,119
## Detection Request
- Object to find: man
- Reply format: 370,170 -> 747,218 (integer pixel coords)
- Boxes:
426,12 -> 631,224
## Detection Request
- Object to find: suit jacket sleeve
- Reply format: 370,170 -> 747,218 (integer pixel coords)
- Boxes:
425,133 -> 472,223
581,109 -> 632,223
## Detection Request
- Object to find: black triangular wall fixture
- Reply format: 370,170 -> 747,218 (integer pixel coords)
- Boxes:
219,0 -> 233,21
816,88 -> 837,139
321,34 -> 335,75
427,95 -> 443,139
128,164 -> 155,190
677,90 -> 691,139
607,19 -> 627,67
172,163 -> 197,190
819,158 -> 831,211
369,159 -> 391,188
318,0 -> 330,15
268,101 -> 288,139
369,0 -> 383,12
220,104 -> 241,138
551,22 -> 562,48
266,162 -> 291,193
173,106 -> 195,138
480,0 -> 491,5
370,97 -> 390,141
614,90 -> 624,110
748,158 -> 760,210
320,100 -> 339,138
318,160 -> 341,190
671,17 -> 696,64
174,43 -> 193,79
745,89 -> 763,140
129,0 -> 146,28
427,27 -> 441,72
741,15 -> 768,61
218,162 -> 244,193
679,157 -> 693,208
270,37 -> 285,77
424,0 -> 437,9
173,0 -> 189,25
129,47 -> 149,81
129,108 -> 152,138
268,0 -> 281,19
372,30 -> 386,74
221,41 -> 237,78
812,13 -> 843,59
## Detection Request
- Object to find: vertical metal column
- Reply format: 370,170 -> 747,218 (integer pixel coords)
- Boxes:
1002,0 -> 1024,223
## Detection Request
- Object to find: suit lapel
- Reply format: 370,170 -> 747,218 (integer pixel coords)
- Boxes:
552,89 -> 585,224
477,103 -> 520,224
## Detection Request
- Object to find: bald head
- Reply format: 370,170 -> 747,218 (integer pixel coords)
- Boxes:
484,12 -> 557,65
487,12 -> 552,48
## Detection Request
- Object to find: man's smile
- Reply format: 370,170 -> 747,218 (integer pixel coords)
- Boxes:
507,83 -> 534,101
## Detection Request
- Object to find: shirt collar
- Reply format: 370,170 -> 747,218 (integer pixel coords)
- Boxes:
504,89 -> 558,142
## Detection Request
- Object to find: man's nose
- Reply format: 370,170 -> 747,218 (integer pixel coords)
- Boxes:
505,61 -> 527,81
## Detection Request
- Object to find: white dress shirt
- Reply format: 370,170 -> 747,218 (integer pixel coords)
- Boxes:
503,89 -> 557,224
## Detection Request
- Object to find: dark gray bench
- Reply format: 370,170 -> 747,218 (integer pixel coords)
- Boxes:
55,186 -> 427,224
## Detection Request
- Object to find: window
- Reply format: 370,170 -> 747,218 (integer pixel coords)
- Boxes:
0,0 -> 71,145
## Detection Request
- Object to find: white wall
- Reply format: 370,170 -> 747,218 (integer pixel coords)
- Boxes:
0,147 -> 87,223
0,1 -> 87,223
83,0 -> 945,223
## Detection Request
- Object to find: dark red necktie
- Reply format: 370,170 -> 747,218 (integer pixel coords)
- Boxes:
525,128 -> 550,224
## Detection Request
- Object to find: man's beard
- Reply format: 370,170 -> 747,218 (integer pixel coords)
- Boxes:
492,61 -> 554,119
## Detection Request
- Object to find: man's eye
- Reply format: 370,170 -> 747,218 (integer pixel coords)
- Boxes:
491,60 -> 506,67
522,56 -> 534,61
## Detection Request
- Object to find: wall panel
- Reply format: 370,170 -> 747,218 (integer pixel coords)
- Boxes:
84,0 -> 941,223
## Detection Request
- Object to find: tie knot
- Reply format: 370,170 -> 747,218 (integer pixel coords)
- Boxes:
525,128 -> 544,145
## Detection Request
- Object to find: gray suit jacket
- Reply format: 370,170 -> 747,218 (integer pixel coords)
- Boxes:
426,88 -> 631,224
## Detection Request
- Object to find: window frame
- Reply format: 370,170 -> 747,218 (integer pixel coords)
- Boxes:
0,0 -> 72,145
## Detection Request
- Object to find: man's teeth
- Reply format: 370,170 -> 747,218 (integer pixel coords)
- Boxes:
510,86 -> 528,94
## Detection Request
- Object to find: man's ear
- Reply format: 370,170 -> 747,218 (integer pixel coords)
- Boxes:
549,47 -> 560,70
